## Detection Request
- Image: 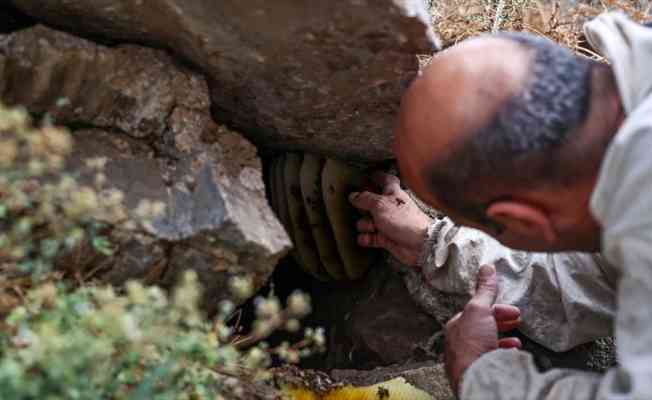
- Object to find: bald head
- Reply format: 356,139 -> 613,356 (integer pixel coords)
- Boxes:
395,36 -> 534,199
394,32 -> 600,228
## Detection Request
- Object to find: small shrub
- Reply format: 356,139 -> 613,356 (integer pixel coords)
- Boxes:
0,272 -> 323,399
0,103 -> 132,277
0,103 -> 323,398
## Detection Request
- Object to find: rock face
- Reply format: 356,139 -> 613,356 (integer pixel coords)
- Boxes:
11,0 -> 440,162
299,261 -> 440,370
0,26 -> 291,310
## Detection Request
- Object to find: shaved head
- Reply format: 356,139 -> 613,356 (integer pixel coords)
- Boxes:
394,32 -> 600,230
395,36 -> 533,204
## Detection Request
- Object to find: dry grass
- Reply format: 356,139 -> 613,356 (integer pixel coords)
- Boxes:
428,0 -> 652,59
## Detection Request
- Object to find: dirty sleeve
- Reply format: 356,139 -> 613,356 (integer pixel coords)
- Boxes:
415,217 -> 617,352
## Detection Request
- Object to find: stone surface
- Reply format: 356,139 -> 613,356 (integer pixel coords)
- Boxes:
299,260 -> 441,370
0,26 -> 291,310
12,0 -> 440,162
0,26 -> 189,139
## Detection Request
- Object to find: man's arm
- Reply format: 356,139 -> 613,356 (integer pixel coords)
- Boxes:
351,172 -> 616,352
412,215 -> 617,352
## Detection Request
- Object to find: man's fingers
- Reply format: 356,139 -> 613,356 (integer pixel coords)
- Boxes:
493,304 -> 520,321
357,233 -> 390,249
349,191 -> 384,212
356,218 -> 376,233
446,312 -> 463,328
357,233 -> 375,247
371,172 -> 401,195
498,337 -> 522,349
497,319 -> 520,332
468,264 -> 498,308
357,232 -> 417,265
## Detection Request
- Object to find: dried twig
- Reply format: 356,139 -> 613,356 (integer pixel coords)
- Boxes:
492,0 -> 507,32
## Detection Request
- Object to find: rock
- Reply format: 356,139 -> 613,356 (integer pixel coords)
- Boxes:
346,265 -> 440,367
0,26 -> 291,309
516,334 -> 617,373
402,261 -> 468,326
331,361 -> 455,400
304,261 -> 440,370
0,26 -> 186,139
11,0 -> 440,162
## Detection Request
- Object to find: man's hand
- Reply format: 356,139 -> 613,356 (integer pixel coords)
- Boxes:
445,264 -> 522,394
348,172 -> 432,266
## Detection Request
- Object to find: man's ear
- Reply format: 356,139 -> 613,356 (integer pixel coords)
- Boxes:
486,201 -> 557,244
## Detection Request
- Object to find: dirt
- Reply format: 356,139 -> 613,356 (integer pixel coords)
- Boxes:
427,0 -> 651,56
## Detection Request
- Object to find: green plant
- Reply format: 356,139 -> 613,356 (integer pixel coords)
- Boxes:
0,273 -> 323,399
0,102 -> 323,399
0,103 -> 134,277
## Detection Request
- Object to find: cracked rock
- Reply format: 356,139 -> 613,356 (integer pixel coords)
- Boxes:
0,26 -> 191,139
0,26 -> 291,309
12,0 -> 440,161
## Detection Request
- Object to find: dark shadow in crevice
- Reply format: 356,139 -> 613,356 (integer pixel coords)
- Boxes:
0,4 -> 37,34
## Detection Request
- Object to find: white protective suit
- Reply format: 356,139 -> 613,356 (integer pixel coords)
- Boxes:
407,217 -> 617,353
438,12 -> 652,400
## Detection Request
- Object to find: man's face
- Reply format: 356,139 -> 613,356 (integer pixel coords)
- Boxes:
392,36 -> 604,252
398,159 -> 575,252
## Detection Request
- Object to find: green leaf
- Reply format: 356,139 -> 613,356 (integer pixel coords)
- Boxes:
92,236 -> 114,256
40,239 -> 61,259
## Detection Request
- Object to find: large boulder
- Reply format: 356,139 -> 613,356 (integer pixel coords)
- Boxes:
11,0 -> 440,162
0,26 -> 291,310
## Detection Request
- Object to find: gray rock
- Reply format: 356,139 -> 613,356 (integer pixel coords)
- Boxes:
346,264 -> 440,366
0,26 -> 291,309
11,0 -> 440,161
307,260 -> 440,370
0,26 -> 185,139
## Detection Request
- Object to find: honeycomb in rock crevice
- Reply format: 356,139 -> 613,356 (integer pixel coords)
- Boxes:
268,153 -> 376,281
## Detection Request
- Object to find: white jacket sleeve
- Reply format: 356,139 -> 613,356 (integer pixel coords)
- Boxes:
460,349 -> 602,400
407,217 -> 616,352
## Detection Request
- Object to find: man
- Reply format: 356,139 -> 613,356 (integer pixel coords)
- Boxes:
350,12 -> 652,399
